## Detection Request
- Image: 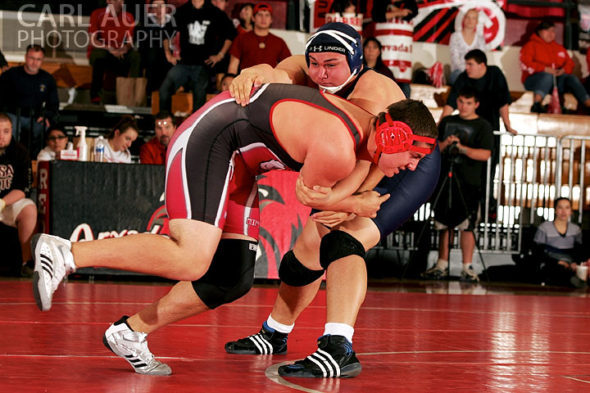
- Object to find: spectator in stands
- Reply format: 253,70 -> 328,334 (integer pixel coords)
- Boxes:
0,48 -> 8,72
0,113 -> 37,276
449,8 -> 487,84
521,20 -> 590,114
37,128 -> 68,161
220,73 -> 235,91
534,197 -> 589,288
370,0 -> 418,98
227,3 -> 291,75
330,0 -> 356,13
422,87 -> 493,283
140,111 -> 175,164
88,0 -> 141,104
159,0 -> 235,113
212,0 -> 228,11
363,37 -> 395,81
234,3 -> 254,35
0,44 -> 58,157
442,49 -> 516,217
135,0 -> 173,101
442,50 -> 516,135
104,116 -> 139,163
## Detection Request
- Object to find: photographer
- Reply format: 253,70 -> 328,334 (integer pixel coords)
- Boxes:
423,87 -> 493,282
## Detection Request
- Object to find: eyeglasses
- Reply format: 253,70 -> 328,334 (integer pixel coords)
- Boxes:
48,135 -> 67,141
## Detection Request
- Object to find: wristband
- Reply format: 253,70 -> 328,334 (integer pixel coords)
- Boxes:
0,198 -> 5,213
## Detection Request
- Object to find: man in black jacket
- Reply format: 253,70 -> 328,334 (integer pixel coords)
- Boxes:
0,45 -> 59,156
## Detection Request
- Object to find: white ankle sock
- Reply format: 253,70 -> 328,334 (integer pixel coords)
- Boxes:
436,259 -> 448,269
463,264 -> 473,272
266,315 -> 294,334
324,323 -> 354,343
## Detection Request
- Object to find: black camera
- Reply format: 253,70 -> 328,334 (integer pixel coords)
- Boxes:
447,141 -> 461,156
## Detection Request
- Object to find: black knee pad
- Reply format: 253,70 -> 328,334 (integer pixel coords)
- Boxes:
278,250 -> 324,286
192,239 -> 258,309
319,230 -> 365,269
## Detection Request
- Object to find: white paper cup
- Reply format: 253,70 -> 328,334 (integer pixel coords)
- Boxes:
576,265 -> 588,281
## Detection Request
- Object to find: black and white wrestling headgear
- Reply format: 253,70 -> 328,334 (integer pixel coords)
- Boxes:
305,22 -> 363,93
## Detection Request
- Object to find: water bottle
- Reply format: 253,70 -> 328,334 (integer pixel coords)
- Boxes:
94,136 -> 106,162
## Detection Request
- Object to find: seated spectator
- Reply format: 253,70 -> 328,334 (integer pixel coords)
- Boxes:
227,3 -> 291,75
159,0 -> 235,113
212,0 -> 228,11
449,8 -> 487,84
140,111 -> 175,164
37,128 -> 68,161
104,117 -> 139,163
234,3 -> 254,34
220,73 -> 236,92
88,0 -> 141,104
422,87 -> 493,283
521,20 -> 590,114
135,0 -> 173,100
0,44 -> 58,157
330,0 -> 356,14
0,113 -> 37,276
363,37 -> 395,81
534,197 -> 589,288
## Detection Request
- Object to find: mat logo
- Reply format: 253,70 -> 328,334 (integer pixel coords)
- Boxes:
69,223 -> 162,242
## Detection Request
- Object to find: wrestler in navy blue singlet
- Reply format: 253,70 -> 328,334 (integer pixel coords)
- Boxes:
334,68 -> 441,238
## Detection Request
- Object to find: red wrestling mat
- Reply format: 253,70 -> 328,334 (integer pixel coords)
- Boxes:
1,279 -> 590,392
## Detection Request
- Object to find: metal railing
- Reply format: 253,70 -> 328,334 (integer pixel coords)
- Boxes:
386,132 -> 590,254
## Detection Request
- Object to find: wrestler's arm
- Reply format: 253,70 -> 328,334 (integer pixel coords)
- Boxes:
298,141 -> 357,206
229,55 -> 309,105
296,159 -> 372,209
347,72 -> 406,116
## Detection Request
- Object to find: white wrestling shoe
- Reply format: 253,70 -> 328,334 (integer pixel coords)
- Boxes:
103,316 -> 172,376
31,234 -> 76,311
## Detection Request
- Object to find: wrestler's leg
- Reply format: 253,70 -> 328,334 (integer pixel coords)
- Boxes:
225,219 -> 326,355
277,217 -> 380,378
127,234 -> 256,334
270,219 -> 327,325
325,217 -> 380,326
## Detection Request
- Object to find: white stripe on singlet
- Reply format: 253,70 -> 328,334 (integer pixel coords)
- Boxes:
214,152 -> 236,227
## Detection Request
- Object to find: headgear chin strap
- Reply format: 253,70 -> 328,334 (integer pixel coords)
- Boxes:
373,113 -> 437,165
319,73 -> 357,94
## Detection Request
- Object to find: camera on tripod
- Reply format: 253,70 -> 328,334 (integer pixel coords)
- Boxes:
447,141 -> 461,156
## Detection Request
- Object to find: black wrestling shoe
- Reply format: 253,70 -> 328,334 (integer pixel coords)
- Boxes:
225,322 -> 288,355
278,335 -> 361,378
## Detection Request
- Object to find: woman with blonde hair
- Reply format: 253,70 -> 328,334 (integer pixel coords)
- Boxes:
449,8 -> 487,84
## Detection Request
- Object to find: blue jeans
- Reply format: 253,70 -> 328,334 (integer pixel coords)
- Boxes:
524,72 -> 590,104
6,112 -> 46,157
159,64 -> 209,113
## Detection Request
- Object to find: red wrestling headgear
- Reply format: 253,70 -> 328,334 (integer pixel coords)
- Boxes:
373,113 -> 436,164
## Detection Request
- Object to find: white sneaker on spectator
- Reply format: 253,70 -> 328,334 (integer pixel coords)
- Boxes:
460,264 -> 479,283
421,259 -> 449,280
103,316 -> 172,376
31,234 -> 76,311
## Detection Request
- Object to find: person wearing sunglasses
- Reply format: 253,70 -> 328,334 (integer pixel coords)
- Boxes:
37,128 -> 68,161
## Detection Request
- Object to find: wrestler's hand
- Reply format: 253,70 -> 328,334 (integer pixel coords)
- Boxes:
229,69 -> 266,106
311,210 -> 355,227
352,191 -> 390,218
295,175 -> 332,207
